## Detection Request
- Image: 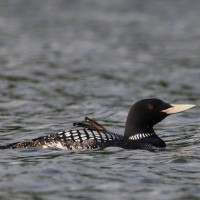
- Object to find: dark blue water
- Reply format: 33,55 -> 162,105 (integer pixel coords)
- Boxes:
0,1 -> 199,199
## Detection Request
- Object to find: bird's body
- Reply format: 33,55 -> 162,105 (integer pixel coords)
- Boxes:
0,99 -> 195,151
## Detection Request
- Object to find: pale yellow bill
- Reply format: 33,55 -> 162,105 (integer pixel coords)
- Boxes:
162,104 -> 196,114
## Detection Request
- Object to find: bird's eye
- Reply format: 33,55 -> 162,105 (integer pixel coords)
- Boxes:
148,104 -> 155,110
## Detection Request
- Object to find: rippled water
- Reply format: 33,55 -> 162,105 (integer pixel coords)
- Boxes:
0,1 -> 200,200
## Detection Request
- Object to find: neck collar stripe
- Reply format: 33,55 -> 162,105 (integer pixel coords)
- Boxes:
129,133 -> 155,140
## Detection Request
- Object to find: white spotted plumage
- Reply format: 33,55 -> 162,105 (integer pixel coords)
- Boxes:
37,129 -> 124,150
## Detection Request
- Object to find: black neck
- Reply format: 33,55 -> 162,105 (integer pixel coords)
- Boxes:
124,104 -> 155,138
124,124 -> 155,138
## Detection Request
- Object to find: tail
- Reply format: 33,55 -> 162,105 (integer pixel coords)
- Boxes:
0,140 -> 36,150
0,143 -> 18,149
0,145 -> 9,149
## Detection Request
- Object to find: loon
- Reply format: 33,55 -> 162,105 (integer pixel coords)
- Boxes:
0,99 -> 196,151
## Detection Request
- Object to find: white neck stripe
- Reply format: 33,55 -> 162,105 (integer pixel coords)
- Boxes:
129,133 -> 154,140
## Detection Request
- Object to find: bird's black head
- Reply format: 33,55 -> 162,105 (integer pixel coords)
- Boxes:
125,99 -> 171,131
124,98 -> 195,138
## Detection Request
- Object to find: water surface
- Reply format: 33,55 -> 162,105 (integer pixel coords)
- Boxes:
0,1 -> 199,200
